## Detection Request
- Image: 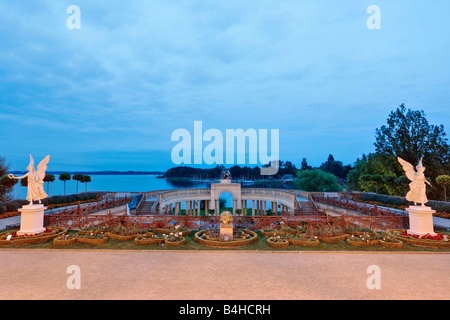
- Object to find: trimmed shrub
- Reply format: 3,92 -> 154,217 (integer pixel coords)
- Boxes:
358,193 -> 450,213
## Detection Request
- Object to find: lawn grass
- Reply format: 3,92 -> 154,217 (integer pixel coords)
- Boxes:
1,230 -> 449,252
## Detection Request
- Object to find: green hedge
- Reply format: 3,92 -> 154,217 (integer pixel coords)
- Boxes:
0,200 -> 29,214
42,192 -> 101,205
358,193 -> 450,213
0,192 -> 102,214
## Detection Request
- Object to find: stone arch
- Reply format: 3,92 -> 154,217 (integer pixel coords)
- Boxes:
210,182 -> 242,215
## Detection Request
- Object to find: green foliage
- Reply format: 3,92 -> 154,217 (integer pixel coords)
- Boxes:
374,104 -> 450,199
0,175 -> 18,197
59,173 -> 71,181
436,175 -> 450,201
59,173 -> 71,195
294,169 -> 342,192
41,192 -> 99,206
346,105 -> 449,201
43,174 -> 55,195
319,154 -> 352,179
375,104 -> 449,166
300,158 -> 312,171
72,174 -> 84,194
219,197 -> 227,208
0,199 -> 28,214
44,174 -> 55,183
20,176 -> 28,187
82,175 -> 91,192
358,193 -> 450,213
359,193 -> 408,207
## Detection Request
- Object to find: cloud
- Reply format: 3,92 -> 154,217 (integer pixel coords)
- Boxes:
0,0 -> 449,170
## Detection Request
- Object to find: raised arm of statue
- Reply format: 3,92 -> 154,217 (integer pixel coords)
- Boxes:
8,173 -> 28,180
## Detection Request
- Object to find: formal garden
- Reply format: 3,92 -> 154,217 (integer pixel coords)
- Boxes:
1,221 -> 449,252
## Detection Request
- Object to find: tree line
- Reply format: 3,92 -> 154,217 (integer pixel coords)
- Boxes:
0,166 -> 92,201
164,104 -> 450,201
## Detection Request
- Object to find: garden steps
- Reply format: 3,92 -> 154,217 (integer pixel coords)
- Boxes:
297,201 -> 322,215
137,200 -> 156,215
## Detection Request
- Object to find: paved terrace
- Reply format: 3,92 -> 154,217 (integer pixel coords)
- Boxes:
0,250 -> 448,300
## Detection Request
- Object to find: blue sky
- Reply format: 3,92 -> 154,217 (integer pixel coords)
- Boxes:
1,0 -> 449,172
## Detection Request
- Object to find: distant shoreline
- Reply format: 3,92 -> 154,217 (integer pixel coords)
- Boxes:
9,171 -> 166,176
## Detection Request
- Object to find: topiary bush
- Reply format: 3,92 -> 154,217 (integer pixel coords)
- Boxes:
358,193 -> 450,213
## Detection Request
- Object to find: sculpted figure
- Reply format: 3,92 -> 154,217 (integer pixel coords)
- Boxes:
397,157 -> 432,206
220,211 -> 233,225
9,155 -> 50,205
221,170 -> 231,180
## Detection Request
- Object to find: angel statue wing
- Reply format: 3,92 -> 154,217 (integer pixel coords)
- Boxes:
397,157 -> 416,182
36,155 -> 50,181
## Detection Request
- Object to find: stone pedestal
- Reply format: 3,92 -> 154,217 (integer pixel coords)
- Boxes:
17,204 -> 47,236
220,223 -> 233,240
406,205 -> 436,236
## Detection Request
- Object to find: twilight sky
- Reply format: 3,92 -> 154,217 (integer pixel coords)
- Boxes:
1,0 -> 449,172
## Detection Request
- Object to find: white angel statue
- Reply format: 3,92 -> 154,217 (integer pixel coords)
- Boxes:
9,155 -> 50,205
397,157 -> 432,206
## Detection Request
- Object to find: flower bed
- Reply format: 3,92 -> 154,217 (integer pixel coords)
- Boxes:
134,234 -> 165,245
317,234 -> 349,243
377,232 -> 403,249
165,236 -> 186,247
388,230 -> 450,248
0,227 -> 67,246
286,234 -> 320,247
379,239 -> 403,249
78,226 -> 111,235
195,229 -> 258,248
105,225 -> 150,241
156,228 -> 191,236
267,236 -> 290,249
76,233 -> 108,245
346,234 -> 380,247
53,234 -> 77,246
305,224 -> 348,243
163,232 -> 186,247
106,232 -> 141,241
260,229 -> 283,237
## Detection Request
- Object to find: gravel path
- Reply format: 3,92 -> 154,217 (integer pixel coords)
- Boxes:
0,250 -> 448,300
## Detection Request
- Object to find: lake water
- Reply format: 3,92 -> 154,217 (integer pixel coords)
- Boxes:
11,175 -> 235,206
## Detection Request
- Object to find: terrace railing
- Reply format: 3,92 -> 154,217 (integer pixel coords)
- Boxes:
44,213 -> 408,231
311,194 -> 408,217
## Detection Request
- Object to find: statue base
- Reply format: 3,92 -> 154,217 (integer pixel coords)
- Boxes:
17,204 -> 47,236
220,223 -> 233,240
406,205 -> 436,236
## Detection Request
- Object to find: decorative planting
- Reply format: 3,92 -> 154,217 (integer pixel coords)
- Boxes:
134,234 -> 165,245
76,233 -> 108,245
285,233 -> 320,247
105,224 -> 149,241
0,227 -> 67,246
388,229 -> 450,248
195,229 -> 257,248
346,233 -> 380,247
266,236 -> 290,249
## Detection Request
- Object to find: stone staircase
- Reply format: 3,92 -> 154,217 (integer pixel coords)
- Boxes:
297,200 -> 323,215
136,200 -> 155,215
